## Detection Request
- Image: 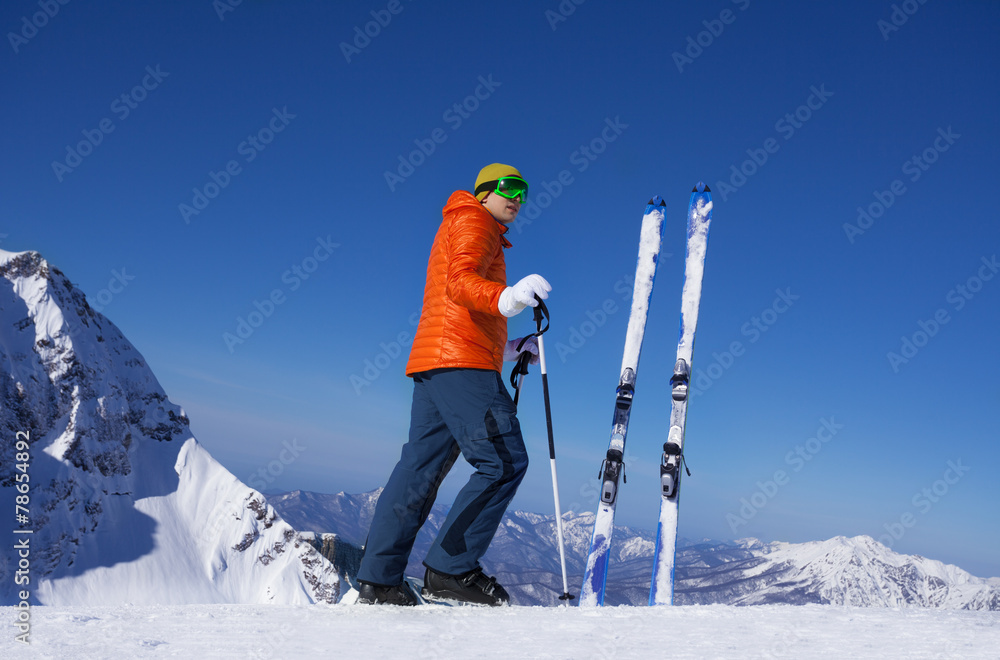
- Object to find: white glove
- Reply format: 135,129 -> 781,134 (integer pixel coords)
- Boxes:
498,274 -> 551,318
504,336 -> 539,364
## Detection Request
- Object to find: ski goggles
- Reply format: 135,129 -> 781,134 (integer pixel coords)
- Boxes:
475,176 -> 528,203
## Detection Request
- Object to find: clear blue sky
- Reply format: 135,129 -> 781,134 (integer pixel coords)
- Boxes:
3,0 -> 999,578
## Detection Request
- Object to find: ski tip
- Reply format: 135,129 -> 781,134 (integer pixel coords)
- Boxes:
648,195 -> 665,207
693,181 -> 709,193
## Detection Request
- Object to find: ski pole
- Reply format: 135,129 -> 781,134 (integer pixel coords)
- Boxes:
509,297 -> 549,408
530,297 -> 575,605
511,346 -> 531,408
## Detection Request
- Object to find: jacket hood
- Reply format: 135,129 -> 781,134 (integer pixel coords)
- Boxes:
443,190 -> 488,216
443,190 -> 511,246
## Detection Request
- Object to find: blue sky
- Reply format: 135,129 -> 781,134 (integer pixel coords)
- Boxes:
3,0 -> 999,578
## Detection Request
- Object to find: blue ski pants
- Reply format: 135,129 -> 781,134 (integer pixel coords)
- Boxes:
357,368 -> 529,585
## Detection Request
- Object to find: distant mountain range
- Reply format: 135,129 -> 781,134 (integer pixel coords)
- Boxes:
270,488 -> 1000,610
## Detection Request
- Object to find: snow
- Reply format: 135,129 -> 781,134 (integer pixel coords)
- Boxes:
618,204 -> 665,374
580,525 -> 611,607
31,437 -> 336,606
678,196 -> 712,360
3,603 -> 997,659
743,536 -> 998,609
651,496 -> 680,604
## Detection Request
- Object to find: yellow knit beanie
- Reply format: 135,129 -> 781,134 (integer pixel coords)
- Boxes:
474,163 -> 524,201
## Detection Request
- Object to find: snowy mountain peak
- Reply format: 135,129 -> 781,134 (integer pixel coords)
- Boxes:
267,489 -> 999,610
673,533 -> 996,610
1,249 -> 339,605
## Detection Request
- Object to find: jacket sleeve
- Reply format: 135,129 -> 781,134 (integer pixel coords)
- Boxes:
445,209 -> 506,314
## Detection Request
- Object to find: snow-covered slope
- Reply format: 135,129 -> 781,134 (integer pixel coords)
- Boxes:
4,602 -> 1000,660
710,536 -> 1000,609
269,488 -> 999,610
0,249 -> 338,605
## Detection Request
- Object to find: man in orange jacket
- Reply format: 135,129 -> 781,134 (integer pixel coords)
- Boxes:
357,163 -> 550,606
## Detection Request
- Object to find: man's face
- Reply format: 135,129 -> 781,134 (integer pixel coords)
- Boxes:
481,191 -> 521,224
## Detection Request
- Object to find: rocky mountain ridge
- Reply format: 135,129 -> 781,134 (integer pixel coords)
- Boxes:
0,249 -> 339,605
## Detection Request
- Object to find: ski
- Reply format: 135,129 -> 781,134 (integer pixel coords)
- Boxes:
579,196 -> 666,607
649,182 -> 713,606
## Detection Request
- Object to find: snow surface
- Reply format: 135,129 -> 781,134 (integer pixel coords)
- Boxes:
618,204 -> 665,374
650,492 -> 679,604
3,603 -> 997,659
32,438 -> 336,606
580,526 -> 611,607
677,196 -> 712,360
745,536 -> 998,609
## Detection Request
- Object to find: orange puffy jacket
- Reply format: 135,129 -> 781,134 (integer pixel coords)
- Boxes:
405,191 -> 511,376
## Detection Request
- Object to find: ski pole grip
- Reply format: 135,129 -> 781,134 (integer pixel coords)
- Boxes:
509,350 -> 531,392
510,296 -> 549,396
532,295 -> 550,335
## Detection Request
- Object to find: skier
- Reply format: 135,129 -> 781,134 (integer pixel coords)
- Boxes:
356,163 -> 551,606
